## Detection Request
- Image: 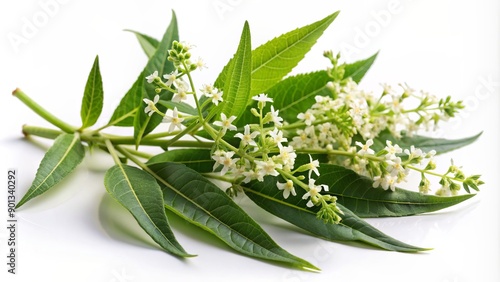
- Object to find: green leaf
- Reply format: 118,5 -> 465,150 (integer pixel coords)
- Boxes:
157,100 -> 198,116
318,164 -> 476,217
109,11 -> 178,129
147,149 -> 214,173
366,130 -> 483,155
149,162 -> 319,271
104,164 -> 193,257
244,176 -> 428,252
108,72 -> 144,126
342,52 -> 378,83
134,10 -> 179,146
215,11 -> 339,98
126,30 -> 160,59
220,21 -> 252,120
246,70 -> 332,126
17,134 -> 85,208
80,55 -> 104,129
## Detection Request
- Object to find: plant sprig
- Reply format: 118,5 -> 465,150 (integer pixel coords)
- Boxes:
14,10 -> 483,271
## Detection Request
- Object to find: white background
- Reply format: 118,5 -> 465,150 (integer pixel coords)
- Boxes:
1,0 -> 499,281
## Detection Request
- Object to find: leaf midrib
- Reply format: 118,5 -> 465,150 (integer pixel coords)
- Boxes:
24,134 -> 80,201
242,186 -> 417,250
154,165 -> 297,261
82,61 -> 100,127
251,16 -> 334,75
112,164 -> 182,252
323,171 -> 473,206
280,85 -> 327,114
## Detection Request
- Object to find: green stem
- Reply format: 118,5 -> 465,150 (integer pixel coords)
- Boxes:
277,168 -> 309,192
95,108 -> 138,132
22,125 -> 62,139
162,120 -> 203,148
13,88 -> 76,133
202,172 -> 235,183
104,139 -> 122,165
21,124 -> 213,148
182,61 -> 204,121
406,164 -> 462,183
122,147 -> 153,159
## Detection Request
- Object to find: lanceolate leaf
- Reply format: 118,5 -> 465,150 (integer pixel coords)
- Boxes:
235,71 -> 330,127
148,162 -> 319,271
126,30 -> 160,59
104,164 -> 192,257
220,21 -> 252,120
109,11 -> 178,128
157,100 -> 198,116
80,55 -> 104,129
244,176 -> 428,252
147,149 -> 214,173
108,72 -> 145,126
235,52 -> 380,126
317,164 -> 476,217
215,11 -> 339,98
343,52 -> 378,83
134,10 -> 179,145
363,130 -> 483,155
17,134 -> 85,208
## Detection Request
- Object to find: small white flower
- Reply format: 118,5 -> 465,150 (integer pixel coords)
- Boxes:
307,154 -> 320,179
143,94 -> 160,116
195,57 -> 206,70
278,145 -> 297,169
163,70 -> 179,86
252,93 -> 273,106
146,71 -> 159,83
382,175 -> 398,191
436,183 -> 452,196
212,151 -> 238,175
384,141 -> 403,160
162,107 -> 184,132
302,179 -> 327,207
386,157 -> 408,178
180,40 -> 194,51
203,85 -> 223,106
235,124 -> 260,147
242,169 -> 260,183
255,159 -> 282,180
172,80 -> 189,103
277,180 -> 297,199
426,150 -> 437,158
372,176 -> 383,188
201,84 -> 215,95
268,128 -> 287,145
355,139 -> 375,156
213,113 -> 237,133
404,145 -> 423,159
269,106 -> 283,126
399,82 -> 415,96
211,150 -> 225,171
297,110 -> 316,126
381,83 -> 394,95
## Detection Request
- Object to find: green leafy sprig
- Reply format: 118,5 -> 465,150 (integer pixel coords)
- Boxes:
14,10 -> 483,271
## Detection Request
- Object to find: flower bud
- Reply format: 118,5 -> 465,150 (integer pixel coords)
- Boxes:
425,160 -> 436,170
250,108 -> 260,117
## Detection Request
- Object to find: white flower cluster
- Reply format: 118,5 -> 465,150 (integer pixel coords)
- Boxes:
211,94 -> 300,188
143,41 -> 207,133
290,78 -> 463,153
349,138 -> 436,193
210,94 -> 340,222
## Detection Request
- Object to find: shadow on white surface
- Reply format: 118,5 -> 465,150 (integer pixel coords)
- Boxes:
98,193 -> 159,250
